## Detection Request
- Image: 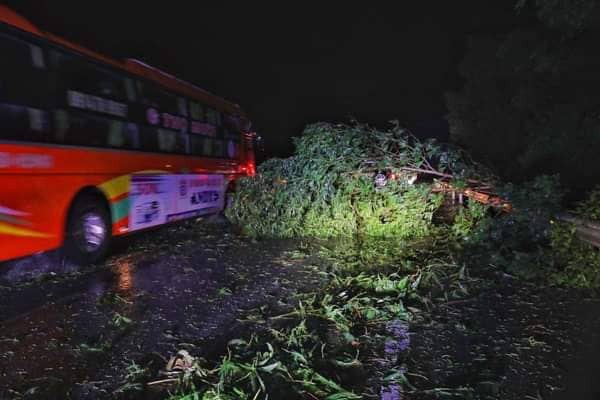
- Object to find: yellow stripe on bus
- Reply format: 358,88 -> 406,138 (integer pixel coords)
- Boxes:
0,222 -> 53,238
99,174 -> 131,199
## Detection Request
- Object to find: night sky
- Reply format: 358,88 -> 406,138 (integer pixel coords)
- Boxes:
5,1 -> 525,159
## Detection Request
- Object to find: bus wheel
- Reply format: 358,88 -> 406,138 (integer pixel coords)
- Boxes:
65,195 -> 111,265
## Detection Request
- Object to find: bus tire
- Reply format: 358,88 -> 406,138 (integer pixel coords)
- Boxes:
64,194 -> 112,265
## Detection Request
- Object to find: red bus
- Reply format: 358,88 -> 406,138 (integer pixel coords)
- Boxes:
0,6 -> 256,264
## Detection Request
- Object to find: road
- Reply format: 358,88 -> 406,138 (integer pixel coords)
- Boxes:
2,217 -> 600,400
0,217 -> 324,399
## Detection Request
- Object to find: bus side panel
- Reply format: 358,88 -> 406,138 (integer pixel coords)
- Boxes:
0,143 -> 245,262
0,169 -> 123,262
0,174 -> 70,261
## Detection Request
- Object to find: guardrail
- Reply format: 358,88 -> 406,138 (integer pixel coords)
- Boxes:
555,213 -> 600,248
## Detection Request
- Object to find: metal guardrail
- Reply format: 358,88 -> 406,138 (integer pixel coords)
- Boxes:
555,213 -> 600,248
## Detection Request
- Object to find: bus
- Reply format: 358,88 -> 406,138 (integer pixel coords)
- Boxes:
0,6 -> 257,264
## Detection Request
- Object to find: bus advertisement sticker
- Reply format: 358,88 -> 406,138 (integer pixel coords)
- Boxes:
129,174 -> 225,232
129,175 -> 169,231
173,174 -> 224,217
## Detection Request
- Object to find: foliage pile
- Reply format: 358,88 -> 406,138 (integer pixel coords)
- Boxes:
458,177 -> 600,289
460,175 -> 563,278
226,121 -> 493,240
550,187 -> 600,288
228,120 -> 600,288
164,236 -> 471,400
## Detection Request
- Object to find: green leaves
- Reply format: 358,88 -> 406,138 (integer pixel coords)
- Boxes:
549,188 -> 600,288
226,121 -> 484,241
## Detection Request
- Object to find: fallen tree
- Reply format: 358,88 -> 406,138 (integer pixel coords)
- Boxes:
226,121 -> 506,239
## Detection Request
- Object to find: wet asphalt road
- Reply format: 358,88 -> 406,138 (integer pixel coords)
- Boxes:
2,218 -> 600,400
0,217 -> 325,399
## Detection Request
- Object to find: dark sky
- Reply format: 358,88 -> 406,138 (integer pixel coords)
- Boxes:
6,1 -> 524,158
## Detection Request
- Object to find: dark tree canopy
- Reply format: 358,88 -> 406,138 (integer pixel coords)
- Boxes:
446,0 -> 600,196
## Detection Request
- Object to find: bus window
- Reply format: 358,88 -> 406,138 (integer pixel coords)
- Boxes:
204,138 -> 213,156
0,103 -> 50,142
0,33 -> 51,142
177,96 -> 188,117
157,129 -> 176,152
190,134 -> 201,155
53,110 -> 139,149
107,121 -> 139,149
50,50 -> 128,105
205,107 -> 219,126
141,127 -> 187,154
189,134 -> 214,157
212,139 -> 224,158
124,78 -> 137,102
222,114 -> 243,141
189,101 -> 203,121
30,45 -> 45,69
139,126 -> 159,152
53,111 -> 106,147
0,34 -> 48,106
138,81 -> 184,117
